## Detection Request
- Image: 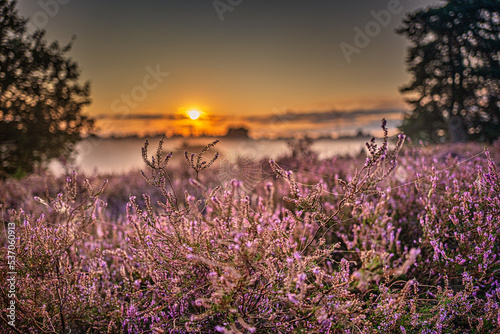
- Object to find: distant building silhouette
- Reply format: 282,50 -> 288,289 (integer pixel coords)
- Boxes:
224,127 -> 250,138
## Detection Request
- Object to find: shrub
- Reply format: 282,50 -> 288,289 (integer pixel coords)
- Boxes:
1,120 -> 499,333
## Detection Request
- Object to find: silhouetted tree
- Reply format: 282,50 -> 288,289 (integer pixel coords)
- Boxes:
0,0 -> 92,178
398,0 -> 500,143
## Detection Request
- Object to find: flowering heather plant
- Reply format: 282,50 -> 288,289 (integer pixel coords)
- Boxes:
184,140 -> 221,180
0,174 -> 120,333
1,120 -> 500,333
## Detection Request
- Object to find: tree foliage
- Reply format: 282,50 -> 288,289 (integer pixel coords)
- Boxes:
398,0 -> 500,143
0,0 -> 93,178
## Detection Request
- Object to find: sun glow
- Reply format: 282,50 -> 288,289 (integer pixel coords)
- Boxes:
188,110 -> 200,120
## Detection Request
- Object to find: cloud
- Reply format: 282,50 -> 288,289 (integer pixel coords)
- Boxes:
93,113 -> 182,120
245,108 -> 403,124
94,108 -> 403,124
91,108 -> 405,138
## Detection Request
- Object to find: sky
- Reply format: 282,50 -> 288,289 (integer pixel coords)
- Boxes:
16,0 -> 444,138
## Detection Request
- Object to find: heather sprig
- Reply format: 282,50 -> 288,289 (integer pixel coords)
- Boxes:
271,119 -> 406,256
141,135 -> 179,210
185,140 -> 220,180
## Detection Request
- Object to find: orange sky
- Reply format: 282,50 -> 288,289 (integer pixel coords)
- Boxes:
17,0 -> 443,138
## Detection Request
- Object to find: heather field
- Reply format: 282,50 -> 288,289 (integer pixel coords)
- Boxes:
1,125 -> 500,333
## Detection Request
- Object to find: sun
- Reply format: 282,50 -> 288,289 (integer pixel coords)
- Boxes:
188,110 -> 200,120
